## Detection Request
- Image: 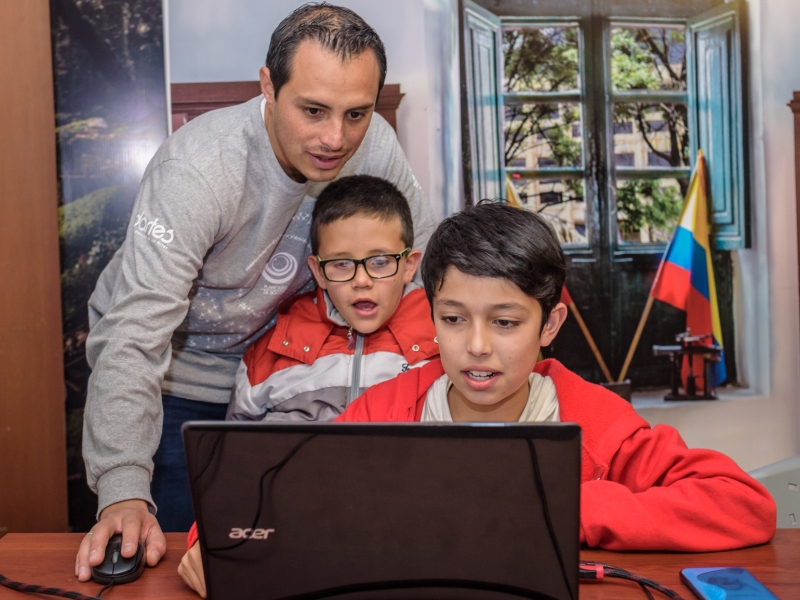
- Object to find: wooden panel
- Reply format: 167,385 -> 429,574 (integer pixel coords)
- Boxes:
463,1 -> 504,203
688,1 -> 750,249
171,82 -> 404,132
0,1 -> 68,532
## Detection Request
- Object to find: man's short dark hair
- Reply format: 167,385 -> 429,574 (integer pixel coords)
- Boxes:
266,3 -> 387,99
421,201 -> 566,328
311,175 -> 414,255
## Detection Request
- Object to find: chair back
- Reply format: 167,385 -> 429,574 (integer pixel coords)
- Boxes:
750,455 -> 800,528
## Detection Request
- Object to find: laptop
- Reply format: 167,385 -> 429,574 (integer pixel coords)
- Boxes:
183,422 -> 581,600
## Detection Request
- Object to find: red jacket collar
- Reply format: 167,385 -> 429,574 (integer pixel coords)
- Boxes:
268,287 -> 438,365
393,358 -> 641,427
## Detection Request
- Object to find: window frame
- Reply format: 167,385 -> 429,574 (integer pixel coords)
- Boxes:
605,17 -> 693,257
501,16 -> 593,256
501,16 -> 702,260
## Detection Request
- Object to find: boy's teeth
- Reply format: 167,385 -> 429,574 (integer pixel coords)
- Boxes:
468,370 -> 494,379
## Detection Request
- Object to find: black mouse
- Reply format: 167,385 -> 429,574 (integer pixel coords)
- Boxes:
91,533 -> 146,585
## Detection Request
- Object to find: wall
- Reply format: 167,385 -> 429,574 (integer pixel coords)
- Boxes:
167,0 -> 461,219
633,0 -> 800,472
0,0 -> 68,532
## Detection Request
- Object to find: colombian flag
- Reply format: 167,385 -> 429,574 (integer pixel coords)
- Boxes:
650,151 -> 726,387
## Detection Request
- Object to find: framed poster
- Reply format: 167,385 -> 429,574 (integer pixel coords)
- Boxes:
50,0 -> 169,530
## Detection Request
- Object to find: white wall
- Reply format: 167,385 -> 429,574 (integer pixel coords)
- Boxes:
633,0 -> 800,471
167,0 -> 461,219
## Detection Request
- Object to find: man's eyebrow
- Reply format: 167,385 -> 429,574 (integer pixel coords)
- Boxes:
298,97 -> 331,110
298,97 -> 375,111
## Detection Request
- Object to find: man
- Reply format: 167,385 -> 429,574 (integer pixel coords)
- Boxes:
75,3 -> 435,581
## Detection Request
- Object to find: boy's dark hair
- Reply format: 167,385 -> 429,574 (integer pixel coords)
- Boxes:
311,175 -> 414,255
421,201 -> 566,328
266,3 -> 387,99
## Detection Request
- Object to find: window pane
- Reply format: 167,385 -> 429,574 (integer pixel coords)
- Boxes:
509,178 -> 587,244
505,103 -> 583,169
503,26 -> 580,92
612,103 -> 689,168
611,26 -> 686,91
616,178 -> 687,243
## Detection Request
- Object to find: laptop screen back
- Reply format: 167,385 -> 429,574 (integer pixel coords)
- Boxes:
184,422 -> 581,600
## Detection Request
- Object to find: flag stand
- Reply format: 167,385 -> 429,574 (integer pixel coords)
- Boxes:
616,150 -> 726,390
618,296 -> 654,382
567,303 -> 614,384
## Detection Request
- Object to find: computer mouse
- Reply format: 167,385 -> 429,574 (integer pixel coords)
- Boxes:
91,533 -> 146,585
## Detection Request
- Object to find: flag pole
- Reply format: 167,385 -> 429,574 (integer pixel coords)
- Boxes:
617,151 -> 706,383
568,303 -> 614,383
618,295 -> 654,382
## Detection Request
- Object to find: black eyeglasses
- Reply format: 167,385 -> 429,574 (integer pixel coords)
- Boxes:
316,248 -> 411,282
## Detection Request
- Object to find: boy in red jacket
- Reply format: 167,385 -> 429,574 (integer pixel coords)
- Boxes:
337,201 -> 776,552
178,175 -> 437,597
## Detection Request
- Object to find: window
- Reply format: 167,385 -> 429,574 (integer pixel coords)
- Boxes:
502,22 -> 586,245
611,25 -> 691,244
614,121 -> 634,135
615,152 -> 635,167
463,0 -> 746,386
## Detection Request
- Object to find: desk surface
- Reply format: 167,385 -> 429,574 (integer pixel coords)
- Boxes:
0,531 -> 797,599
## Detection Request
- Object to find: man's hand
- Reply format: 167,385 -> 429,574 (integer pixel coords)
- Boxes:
75,499 -> 166,582
178,542 -> 206,598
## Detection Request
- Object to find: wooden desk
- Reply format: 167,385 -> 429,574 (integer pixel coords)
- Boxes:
0,531 -> 796,599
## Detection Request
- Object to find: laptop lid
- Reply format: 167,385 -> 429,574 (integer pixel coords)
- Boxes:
184,422 -> 581,600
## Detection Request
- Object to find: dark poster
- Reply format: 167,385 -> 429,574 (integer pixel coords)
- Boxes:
50,0 -> 168,530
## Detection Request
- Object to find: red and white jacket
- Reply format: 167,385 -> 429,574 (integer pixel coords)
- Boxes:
226,285 -> 439,422
335,359 -> 777,552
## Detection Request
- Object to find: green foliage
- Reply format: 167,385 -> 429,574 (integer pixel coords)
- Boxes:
504,28 -> 583,177
504,28 -> 579,92
617,179 -> 682,240
611,28 -> 685,91
59,185 -> 133,324
612,29 -> 660,91
611,28 -> 690,169
59,185 -> 120,243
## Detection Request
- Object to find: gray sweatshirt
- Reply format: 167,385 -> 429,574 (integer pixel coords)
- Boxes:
83,96 -> 436,514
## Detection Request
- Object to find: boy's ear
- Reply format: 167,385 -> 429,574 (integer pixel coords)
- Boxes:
307,255 -> 329,290
259,66 -> 276,104
539,302 -> 568,348
402,249 -> 423,284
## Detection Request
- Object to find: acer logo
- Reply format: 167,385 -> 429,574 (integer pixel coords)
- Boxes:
228,527 -> 275,540
134,212 -> 175,244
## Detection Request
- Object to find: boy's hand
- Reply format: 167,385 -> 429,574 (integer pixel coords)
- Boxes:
74,499 -> 166,582
178,542 -> 207,598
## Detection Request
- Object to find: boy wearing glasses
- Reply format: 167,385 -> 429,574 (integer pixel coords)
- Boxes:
225,173 -> 438,423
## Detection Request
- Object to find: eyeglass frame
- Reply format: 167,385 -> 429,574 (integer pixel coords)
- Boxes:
315,248 -> 412,282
